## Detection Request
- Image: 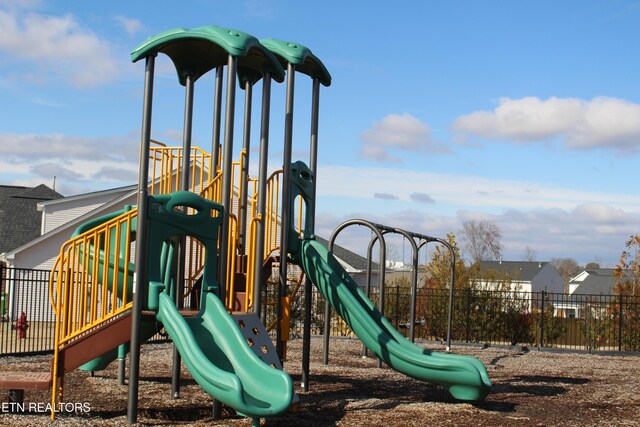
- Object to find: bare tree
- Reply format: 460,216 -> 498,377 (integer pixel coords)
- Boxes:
550,257 -> 582,292
460,220 -> 503,264
523,246 -> 537,261
550,257 -> 582,282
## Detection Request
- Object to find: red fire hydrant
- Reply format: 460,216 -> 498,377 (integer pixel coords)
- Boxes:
16,312 -> 29,339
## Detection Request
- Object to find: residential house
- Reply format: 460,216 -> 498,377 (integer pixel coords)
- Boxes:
1,184 -> 374,321
315,236 -> 379,289
0,184 -> 62,256
1,185 -> 137,271
475,260 -> 564,294
548,268 -> 631,319
568,268 -> 629,295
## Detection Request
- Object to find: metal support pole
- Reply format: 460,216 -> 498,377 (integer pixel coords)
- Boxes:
180,75 -> 195,190
237,80 -> 253,254
253,73 -> 272,316
418,236 -> 455,349
392,229 -> 418,342
117,344 -> 127,386
219,55 -> 238,305
540,291 -> 546,349
302,77 -> 321,391
127,54 -> 155,425
211,66 -> 224,175
276,63 -> 296,360
323,220 -> 385,365
618,293 -> 623,351
171,74 -> 195,399
446,246 -> 456,350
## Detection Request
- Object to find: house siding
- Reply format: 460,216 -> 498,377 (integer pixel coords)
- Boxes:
41,188 -> 134,234
531,265 -> 564,293
9,192 -> 137,270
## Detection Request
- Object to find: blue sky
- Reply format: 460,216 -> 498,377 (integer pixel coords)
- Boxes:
1,0 -> 639,266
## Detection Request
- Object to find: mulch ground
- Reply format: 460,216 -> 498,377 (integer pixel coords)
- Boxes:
1,337 -> 639,426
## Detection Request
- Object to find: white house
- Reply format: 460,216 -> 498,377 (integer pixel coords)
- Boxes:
475,260 -> 565,294
1,185 -> 137,271
568,268 -> 628,295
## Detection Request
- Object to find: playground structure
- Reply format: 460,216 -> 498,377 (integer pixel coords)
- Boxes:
0,25 -> 491,426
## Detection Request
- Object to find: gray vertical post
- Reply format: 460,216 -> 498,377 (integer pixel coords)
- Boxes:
446,245 -> 455,350
171,73 -> 195,399
118,344 -> 127,385
211,66 -> 224,175
302,77 -> 320,391
276,62 -> 295,360
219,55 -> 238,305
618,293 -> 623,351
466,288 -> 471,343
323,221 -> 385,366
128,54 -> 155,425
374,235 -> 386,368
392,230 -> 417,342
409,239 -> 419,342
237,80 -> 253,255
253,73 -> 272,316
180,75 -> 195,190
539,290 -> 546,349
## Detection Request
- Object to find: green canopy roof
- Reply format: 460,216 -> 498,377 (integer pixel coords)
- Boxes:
131,26 -> 285,86
260,38 -> 331,87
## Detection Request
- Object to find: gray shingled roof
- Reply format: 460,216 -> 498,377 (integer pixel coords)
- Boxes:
571,268 -> 631,295
478,260 -> 548,281
315,236 -> 377,271
0,184 -> 62,254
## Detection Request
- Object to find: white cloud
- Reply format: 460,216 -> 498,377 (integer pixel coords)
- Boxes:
114,15 -> 143,36
30,162 -> 83,180
0,132 -> 139,195
410,192 -> 436,204
0,8 -> 120,87
0,0 -> 41,10
360,113 -> 449,162
452,96 -> 640,153
374,192 -> 399,200
316,202 -> 638,267
0,133 -> 138,162
316,165 -> 640,213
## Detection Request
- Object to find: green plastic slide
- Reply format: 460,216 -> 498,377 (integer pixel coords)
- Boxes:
155,289 -> 293,419
295,238 -> 491,401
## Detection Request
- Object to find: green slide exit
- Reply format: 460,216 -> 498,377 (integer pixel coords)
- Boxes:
295,238 -> 491,401
155,289 -> 294,419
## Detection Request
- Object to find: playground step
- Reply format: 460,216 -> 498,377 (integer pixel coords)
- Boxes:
56,312 -> 133,374
0,371 -> 52,405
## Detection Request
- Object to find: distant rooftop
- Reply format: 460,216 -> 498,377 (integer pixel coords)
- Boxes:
0,184 -> 63,254
478,260 -> 550,282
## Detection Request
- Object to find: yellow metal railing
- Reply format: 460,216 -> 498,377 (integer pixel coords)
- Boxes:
49,208 -> 137,417
149,142 -> 213,195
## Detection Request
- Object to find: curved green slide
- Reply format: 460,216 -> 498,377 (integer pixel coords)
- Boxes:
154,286 -> 293,419
295,238 -> 491,401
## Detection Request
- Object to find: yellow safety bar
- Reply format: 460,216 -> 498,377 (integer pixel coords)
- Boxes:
49,208 -> 137,418
149,143 -> 213,195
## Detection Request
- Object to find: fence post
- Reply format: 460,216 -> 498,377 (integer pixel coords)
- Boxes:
394,285 -> 400,330
618,293 -> 623,352
539,291 -> 546,349
465,288 -> 471,343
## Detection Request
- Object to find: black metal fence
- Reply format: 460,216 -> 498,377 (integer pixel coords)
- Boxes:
2,266 -> 640,356
0,266 -> 56,355
0,266 -> 167,356
277,284 -> 640,353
